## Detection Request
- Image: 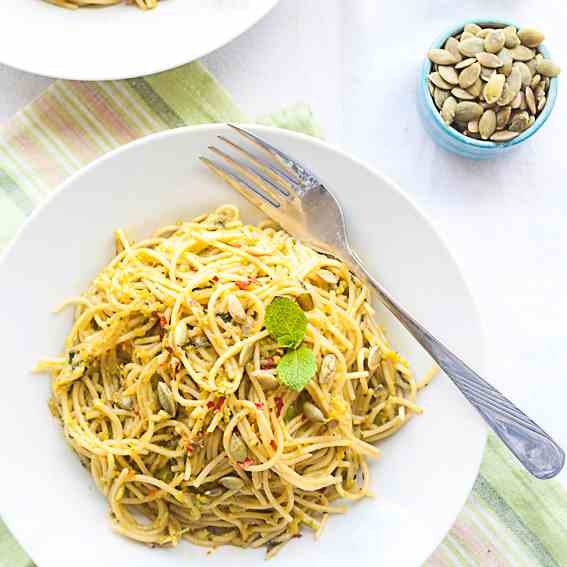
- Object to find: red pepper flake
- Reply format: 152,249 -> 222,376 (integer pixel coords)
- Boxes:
255,402 -> 264,410
211,276 -> 219,283
274,397 -> 284,417
164,346 -> 173,354
159,316 -> 167,328
235,280 -> 250,290
148,488 -> 158,497
237,457 -> 255,469
270,440 -> 277,450
215,397 -> 226,410
292,533 -> 303,539
260,357 -> 275,370
186,445 -> 193,453
206,400 -> 215,409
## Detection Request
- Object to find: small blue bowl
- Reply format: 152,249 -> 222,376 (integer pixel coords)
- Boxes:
418,19 -> 559,159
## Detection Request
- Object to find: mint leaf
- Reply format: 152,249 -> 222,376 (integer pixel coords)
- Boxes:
277,346 -> 316,391
265,297 -> 307,349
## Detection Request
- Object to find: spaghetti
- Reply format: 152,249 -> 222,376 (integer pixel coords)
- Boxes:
37,205 -> 425,556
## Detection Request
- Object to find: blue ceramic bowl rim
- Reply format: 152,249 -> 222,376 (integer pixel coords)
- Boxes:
422,18 -> 559,150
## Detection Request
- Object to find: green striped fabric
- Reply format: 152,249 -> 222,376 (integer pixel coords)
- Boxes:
0,62 -> 566,567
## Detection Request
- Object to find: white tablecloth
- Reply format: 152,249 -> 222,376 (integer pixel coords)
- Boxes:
1,0 -> 566,484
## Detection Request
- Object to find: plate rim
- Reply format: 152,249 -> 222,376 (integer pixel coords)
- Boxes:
0,1 -> 279,80
0,123 -> 488,566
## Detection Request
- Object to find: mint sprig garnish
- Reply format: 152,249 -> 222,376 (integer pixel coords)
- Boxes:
265,296 -> 307,349
277,346 -> 316,392
264,297 -> 315,391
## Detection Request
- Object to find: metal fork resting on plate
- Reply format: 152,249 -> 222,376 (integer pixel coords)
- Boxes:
200,124 -> 565,480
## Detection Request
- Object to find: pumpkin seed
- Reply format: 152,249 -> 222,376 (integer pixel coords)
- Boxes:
441,96 -> 457,124
296,292 -> 314,311
444,37 -> 463,63
455,101 -> 483,122
517,27 -> 545,48
519,93 -> 528,111
157,381 -> 177,417
503,26 -> 520,49
530,74 -> 541,89
229,435 -> 248,462
467,78 -> 483,97
227,294 -> 246,323
428,48 -> 458,65
497,49 -> 514,76
319,354 -> 337,384
536,59 -> 560,78
496,106 -> 512,130
483,73 -> 505,104
479,109 -> 497,140
526,59 -> 537,76
534,81 -> 546,99
511,91 -> 523,109
434,87 -> 450,109
509,111 -> 530,132
459,62 -> 481,88
525,86 -> 536,114
367,346 -> 381,371
318,269 -> 338,285
480,66 -> 496,81
476,52 -> 503,69
451,87 -> 475,100
429,72 -> 452,90
251,370 -> 279,390
119,396 -> 133,410
455,57 -> 476,70
513,61 -> 532,86
497,67 -> 522,106
303,402 -> 325,423
464,23 -> 482,36
204,487 -> 223,497
439,65 -> 459,85
460,31 -> 475,41
542,77 -> 550,90
459,37 -> 485,58
467,119 -> 479,133
490,130 -> 519,142
477,28 -> 495,39
238,342 -> 254,366
508,45 -> 535,62
537,96 -> 546,112
219,476 -> 245,490
484,30 -> 506,54
174,320 -> 188,347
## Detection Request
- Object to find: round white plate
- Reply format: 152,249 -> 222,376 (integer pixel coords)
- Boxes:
0,125 -> 486,567
0,0 -> 278,80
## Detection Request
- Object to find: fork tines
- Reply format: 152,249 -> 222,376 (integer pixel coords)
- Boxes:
200,124 -> 317,210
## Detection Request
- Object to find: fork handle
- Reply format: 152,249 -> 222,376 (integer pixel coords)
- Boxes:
352,258 -> 565,480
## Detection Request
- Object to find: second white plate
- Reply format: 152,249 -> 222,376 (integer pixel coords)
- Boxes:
0,0 -> 278,80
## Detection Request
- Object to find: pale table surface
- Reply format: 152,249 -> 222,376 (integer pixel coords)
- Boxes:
1,0 -> 566,485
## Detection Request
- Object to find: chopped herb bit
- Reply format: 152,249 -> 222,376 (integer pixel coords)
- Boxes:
218,312 -> 232,323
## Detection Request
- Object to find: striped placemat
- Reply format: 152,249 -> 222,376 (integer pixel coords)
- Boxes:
0,61 -> 566,567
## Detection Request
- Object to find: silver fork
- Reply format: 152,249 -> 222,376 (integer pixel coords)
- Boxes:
200,124 -> 565,480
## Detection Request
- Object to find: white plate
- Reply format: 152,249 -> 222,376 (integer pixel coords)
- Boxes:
0,0 -> 278,80
0,125 -> 486,567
